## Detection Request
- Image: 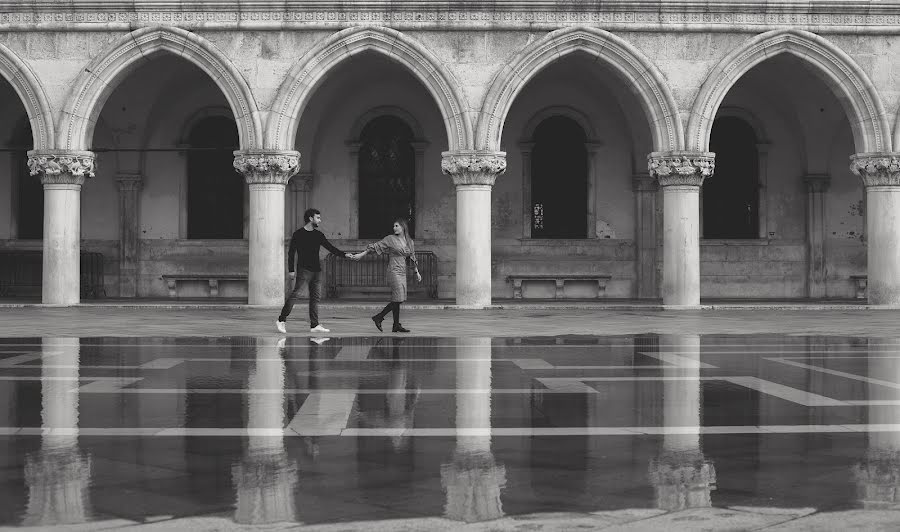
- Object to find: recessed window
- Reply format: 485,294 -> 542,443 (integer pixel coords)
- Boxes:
358,115 -> 416,239
530,116 -> 588,239
186,116 -> 242,239
704,117 -> 759,239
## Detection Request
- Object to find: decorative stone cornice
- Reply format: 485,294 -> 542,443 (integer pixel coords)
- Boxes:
441,150 -> 507,187
27,150 -> 95,186
647,151 -> 715,187
233,150 -> 301,185
850,153 -> 900,187
804,173 -> 831,193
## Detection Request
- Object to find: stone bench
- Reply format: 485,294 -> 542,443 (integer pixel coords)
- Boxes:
850,275 -> 867,299
506,274 -> 612,299
161,274 -> 247,298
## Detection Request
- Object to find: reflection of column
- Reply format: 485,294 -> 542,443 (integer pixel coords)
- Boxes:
116,174 -> 143,298
287,172 -> 312,237
441,338 -> 506,523
27,151 -> 96,305
24,338 -> 91,526
233,338 -> 297,525
633,174 -> 659,299
648,334 -> 716,511
648,152 -> 715,307
234,151 -> 301,306
805,175 -> 830,299
850,155 -> 900,304
441,151 -> 507,308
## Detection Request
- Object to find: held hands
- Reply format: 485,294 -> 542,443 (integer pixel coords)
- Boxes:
345,252 -> 363,261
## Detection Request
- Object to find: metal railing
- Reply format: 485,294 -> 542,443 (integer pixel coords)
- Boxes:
325,250 -> 438,299
0,250 -> 106,299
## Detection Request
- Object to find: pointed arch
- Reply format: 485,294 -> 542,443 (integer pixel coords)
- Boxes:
267,26 -> 471,152
476,26 -> 683,152
0,42 -> 54,150
59,26 -> 263,151
688,29 -> 890,153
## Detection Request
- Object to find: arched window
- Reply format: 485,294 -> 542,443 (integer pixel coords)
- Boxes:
358,115 -> 416,239
704,117 -> 759,239
12,120 -> 40,239
186,116 -> 242,239
531,116 -> 588,239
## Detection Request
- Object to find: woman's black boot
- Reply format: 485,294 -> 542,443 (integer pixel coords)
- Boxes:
372,315 -> 384,332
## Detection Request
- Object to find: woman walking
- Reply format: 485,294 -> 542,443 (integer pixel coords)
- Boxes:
351,219 -> 421,333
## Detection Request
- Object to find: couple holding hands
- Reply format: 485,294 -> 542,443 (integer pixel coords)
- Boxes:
275,208 -> 421,335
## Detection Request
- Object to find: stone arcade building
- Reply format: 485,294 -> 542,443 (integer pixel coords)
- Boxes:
2,1 -> 900,307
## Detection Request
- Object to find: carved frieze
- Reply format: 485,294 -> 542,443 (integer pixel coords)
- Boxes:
27,151 -> 95,186
441,150 -> 507,187
233,151 -> 301,185
647,151 -> 715,187
850,153 -> 900,187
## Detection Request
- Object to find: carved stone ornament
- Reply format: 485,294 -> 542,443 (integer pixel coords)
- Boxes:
27,151 -> 95,185
233,151 -> 301,185
441,150 -> 507,187
647,151 -> 716,187
850,153 -> 900,187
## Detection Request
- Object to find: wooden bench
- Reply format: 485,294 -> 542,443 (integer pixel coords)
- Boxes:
325,251 -> 438,299
850,275 -> 867,299
506,274 -> 612,299
161,274 -> 247,298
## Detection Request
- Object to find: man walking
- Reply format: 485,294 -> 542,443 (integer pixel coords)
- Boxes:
276,208 -> 353,334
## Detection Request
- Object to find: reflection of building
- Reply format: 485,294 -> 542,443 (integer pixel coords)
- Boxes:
854,346 -> 900,509
441,338 -> 506,523
648,335 -> 716,511
23,339 -> 92,527
232,338 -> 297,525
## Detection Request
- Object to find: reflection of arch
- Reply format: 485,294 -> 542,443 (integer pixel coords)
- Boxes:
59,26 -> 262,151
688,29 -> 890,153
0,42 -> 54,150
268,26 -> 470,151
477,27 -> 682,152
349,105 -> 425,142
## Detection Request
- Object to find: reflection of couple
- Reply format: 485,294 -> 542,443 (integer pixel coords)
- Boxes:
275,208 -> 421,335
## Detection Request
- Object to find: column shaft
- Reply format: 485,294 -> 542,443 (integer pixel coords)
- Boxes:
116,175 -> 142,298
805,175 -> 829,299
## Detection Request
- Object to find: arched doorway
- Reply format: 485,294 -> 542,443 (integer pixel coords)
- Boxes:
531,116 -> 588,239
704,116 -> 759,239
357,115 -> 416,239
186,115 -> 242,239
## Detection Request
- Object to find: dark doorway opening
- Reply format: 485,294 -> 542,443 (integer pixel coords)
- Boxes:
13,120 -> 40,240
358,115 -> 416,239
531,116 -> 588,239
187,115 -> 242,239
704,116 -> 759,239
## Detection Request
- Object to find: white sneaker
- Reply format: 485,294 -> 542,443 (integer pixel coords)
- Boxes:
275,320 -> 287,334
310,324 -> 330,333
310,337 -> 331,345
276,338 -> 286,349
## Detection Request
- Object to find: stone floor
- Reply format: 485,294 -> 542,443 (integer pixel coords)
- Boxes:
1,310 -> 900,530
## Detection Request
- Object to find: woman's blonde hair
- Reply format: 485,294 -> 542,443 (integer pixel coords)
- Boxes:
394,218 -> 414,252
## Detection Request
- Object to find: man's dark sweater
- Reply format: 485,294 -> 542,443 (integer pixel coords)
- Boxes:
288,227 -> 345,273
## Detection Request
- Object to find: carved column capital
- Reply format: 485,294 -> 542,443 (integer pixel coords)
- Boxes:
27,150 -> 96,186
441,150 -> 507,187
289,172 -> 313,193
649,450 -> 717,511
647,151 -> 715,188
233,150 -> 301,186
633,173 -> 659,192
804,174 -> 831,193
115,174 -> 143,191
850,153 -> 900,187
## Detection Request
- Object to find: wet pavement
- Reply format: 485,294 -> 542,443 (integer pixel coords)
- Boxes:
1,334 -> 900,530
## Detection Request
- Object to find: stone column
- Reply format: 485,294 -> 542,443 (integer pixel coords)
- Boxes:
805,174 -> 830,299
116,174 -> 143,298
648,152 -> 715,307
633,173 -> 659,299
27,151 -> 96,306
441,151 -> 507,308
233,151 -> 300,306
850,154 -> 900,305
441,338 -> 506,523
